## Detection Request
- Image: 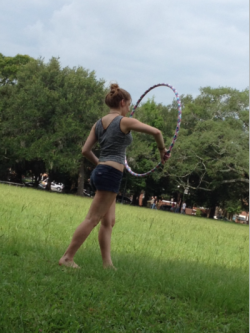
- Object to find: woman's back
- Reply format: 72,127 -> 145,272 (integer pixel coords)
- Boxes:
101,114 -> 120,130
95,115 -> 132,165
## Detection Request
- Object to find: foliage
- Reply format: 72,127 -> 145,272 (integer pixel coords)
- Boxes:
125,98 -> 177,198
125,88 -> 249,212
195,209 -> 202,217
164,87 -> 249,211
0,53 -> 33,86
0,53 -> 248,209
224,200 -> 242,216
0,55 -> 106,188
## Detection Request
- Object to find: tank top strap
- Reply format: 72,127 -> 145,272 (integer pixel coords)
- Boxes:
111,115 -> 123,126
95,119 -> 103,138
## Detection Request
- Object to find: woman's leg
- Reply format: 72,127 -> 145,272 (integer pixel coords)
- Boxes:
98,198 -> 116,268
59,190 -> 117,267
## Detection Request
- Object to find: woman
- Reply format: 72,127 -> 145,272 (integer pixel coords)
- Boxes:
59,83 -> 169,269
139,191 -> 144,207
175,201 -> 180,213
170,202 -> 175,212
153,196 -> 158,210
150,196 -> 154,209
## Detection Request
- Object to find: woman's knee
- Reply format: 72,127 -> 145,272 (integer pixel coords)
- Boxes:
86,216 -> 101,228
102,216 -> 115,228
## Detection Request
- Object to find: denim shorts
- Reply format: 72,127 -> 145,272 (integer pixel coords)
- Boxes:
90,165 -> 123,194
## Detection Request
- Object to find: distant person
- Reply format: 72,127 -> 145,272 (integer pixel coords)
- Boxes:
151,196 -> 157,209
175,202 -> 180,213
150,196 -> 154,209
41,173 -> 48,181
170,202 -> 175,212
139,192 -> 144,207
181,202 -> 186,214
59,83 -> 170,269
153,196 -> 158,209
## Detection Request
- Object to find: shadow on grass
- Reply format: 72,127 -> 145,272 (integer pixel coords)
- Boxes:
0,237 -> 249,333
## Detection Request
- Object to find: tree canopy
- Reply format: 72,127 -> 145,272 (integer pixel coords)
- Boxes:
0,56 -> 107,190
0,53 -> 248,215
124,87 -> 249,213
0,53 -> 33,86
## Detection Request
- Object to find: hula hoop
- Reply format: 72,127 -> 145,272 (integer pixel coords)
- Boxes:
125,83 -> 182,177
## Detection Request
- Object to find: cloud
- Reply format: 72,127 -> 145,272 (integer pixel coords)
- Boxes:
1,0 -> 248,103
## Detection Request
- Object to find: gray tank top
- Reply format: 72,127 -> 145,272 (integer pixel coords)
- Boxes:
95,115 -> 133,165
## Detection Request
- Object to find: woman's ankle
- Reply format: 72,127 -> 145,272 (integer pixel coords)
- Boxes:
103,260 -> 113,267
59,254 -> 73,262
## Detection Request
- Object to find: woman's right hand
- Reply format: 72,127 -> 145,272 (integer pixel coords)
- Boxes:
159,148 -> 171,164
120,118 -> 171,164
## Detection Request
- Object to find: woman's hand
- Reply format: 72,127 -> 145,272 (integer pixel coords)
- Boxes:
159,148 -> 171,164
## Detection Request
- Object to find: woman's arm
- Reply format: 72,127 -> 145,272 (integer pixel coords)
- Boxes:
121,118 -> 170,164
81,124 -> 99,166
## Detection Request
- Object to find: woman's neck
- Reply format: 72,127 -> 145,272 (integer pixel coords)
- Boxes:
109,108 -> 122,115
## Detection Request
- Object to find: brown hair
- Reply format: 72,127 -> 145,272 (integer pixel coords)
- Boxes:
105,83 -> 131,108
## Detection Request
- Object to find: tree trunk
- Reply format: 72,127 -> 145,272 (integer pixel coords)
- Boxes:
15,162 -> 24,183
132,192 -> 140,205
77,160 -> 85,196
33,161 -> 42,187
209,206 -> 216,218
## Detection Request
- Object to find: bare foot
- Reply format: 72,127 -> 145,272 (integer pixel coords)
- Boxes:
103,264 -> 117,270
59,256 -> 80,269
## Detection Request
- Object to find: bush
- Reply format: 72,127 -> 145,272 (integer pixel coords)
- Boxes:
196,209 -> 202,217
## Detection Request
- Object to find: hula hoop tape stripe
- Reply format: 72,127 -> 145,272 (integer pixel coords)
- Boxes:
125,83 -> 182,177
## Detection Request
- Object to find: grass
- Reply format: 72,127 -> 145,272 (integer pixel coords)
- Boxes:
0,184 -> 249,333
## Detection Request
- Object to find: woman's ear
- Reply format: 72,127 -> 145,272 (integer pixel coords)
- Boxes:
120,99 -> 125,107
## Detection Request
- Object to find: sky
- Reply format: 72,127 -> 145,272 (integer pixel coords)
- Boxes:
1,0 -> 249,105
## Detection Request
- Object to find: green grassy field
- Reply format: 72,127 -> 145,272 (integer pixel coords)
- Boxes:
0,184 -> 249,333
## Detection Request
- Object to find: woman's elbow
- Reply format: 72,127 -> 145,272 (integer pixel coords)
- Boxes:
81,148 -> 88,156
153,129 -> 161,136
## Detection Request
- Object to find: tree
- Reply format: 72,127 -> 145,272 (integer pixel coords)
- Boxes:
124,98 -> 177,201
0,56 -> 107,193
1,54 -> 248,210
164,87 -> 249,213
224,200 -> 242,220
0,53 -> 33,86
0,54 -> 34,179
124,88 -> 248,211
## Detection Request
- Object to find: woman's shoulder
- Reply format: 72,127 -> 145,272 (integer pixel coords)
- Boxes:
94,119 -> 102,134
95,118 -> 102,127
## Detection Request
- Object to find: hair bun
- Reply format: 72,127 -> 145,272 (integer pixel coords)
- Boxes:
110,83 -> 119,92
105,83 -> 131,108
